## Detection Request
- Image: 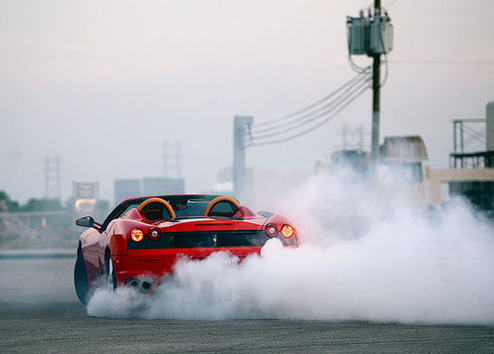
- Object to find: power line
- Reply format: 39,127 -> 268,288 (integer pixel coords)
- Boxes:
248,75 -> 371,142
250,72 -> 371,138
388,60 -> 494,65
251,67 -> 371,131
383,0 -> 399,7
246,82 -> 371,147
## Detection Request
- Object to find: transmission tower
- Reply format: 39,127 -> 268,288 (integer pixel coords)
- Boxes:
163,140 -> 182,178
44,156 -> 61,201
340,123 -> 366,151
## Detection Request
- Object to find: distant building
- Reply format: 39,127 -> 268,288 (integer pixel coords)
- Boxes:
252,169 -> 312,210
329,150 -> 369,174
426,101 -> 494,214
210,166 -> 253,197
73,182 -> 98,216
142,177 -> 185,196
114,179 -> 141,204
114,177 -> 185,205
318,135 -> 428,184
380,136 -> 428,184
425,168 -> 494,212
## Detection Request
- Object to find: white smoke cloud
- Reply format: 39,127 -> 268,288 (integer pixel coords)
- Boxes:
87,172 -> 494,324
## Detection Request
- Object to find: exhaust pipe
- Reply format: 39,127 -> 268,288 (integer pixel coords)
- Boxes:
129,279 -> 140,288
125,277 -> 156,292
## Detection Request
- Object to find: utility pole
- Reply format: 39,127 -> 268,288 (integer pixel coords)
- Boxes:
233,115 -> 253,199
371,0 -> 381,163
347,0 -> 392,166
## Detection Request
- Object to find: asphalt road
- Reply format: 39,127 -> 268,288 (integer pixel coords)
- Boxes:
1,256 -> 494,353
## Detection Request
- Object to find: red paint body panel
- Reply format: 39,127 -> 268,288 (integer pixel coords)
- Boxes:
114,246 -> 263,287
76,194 -> 298,292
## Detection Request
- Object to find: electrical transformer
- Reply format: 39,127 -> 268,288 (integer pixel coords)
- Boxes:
347,12 -> 393,56
347,14 -> 368,55
369,15 -> 393,54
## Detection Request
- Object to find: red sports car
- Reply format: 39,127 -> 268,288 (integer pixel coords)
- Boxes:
74,194 -> 298,305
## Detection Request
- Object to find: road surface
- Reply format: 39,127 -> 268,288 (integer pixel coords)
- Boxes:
1,256 -> 493,353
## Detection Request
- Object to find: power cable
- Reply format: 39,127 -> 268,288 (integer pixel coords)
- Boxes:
383,0 -> 399,7
249,75 -> 371,142
246,82 -> 371,147
250,71 -> 371,137
251,67 -> 371,131
388,60 -> 494,65
247,84 -> 370,147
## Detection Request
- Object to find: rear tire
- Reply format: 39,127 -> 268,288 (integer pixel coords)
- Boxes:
74,246 -> 90,305
106,253 -> 117,292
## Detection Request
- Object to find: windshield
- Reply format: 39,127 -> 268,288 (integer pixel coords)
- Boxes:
100,195 -> 219,232
168,198 -> 211,218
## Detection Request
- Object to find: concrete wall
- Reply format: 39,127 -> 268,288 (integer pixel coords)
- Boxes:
424,167 -> 494,206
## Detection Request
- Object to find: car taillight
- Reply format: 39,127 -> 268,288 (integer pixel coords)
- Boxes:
148,227 -> 161,240
265,223 -> 278,237
280,224 -> 295,238
130,229 -> 144,242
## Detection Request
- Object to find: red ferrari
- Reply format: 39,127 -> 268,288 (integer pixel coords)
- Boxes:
74,195 -> 298,305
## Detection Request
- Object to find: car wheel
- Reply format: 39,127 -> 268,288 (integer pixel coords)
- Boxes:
106,253 -> 117,292
74,246 -> 90,305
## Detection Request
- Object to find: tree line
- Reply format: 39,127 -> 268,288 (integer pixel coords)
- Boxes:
0,190 -> 109,213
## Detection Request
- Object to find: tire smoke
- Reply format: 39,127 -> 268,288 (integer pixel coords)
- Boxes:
87,172 -> 494,324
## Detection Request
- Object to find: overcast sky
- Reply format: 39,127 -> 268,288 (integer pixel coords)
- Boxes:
1,0 -> 493,204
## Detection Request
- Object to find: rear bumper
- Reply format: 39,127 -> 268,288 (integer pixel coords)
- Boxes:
112,247 -> 263,289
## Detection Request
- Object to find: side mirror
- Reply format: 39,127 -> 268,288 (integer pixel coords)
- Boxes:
76,216 -> 95,228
